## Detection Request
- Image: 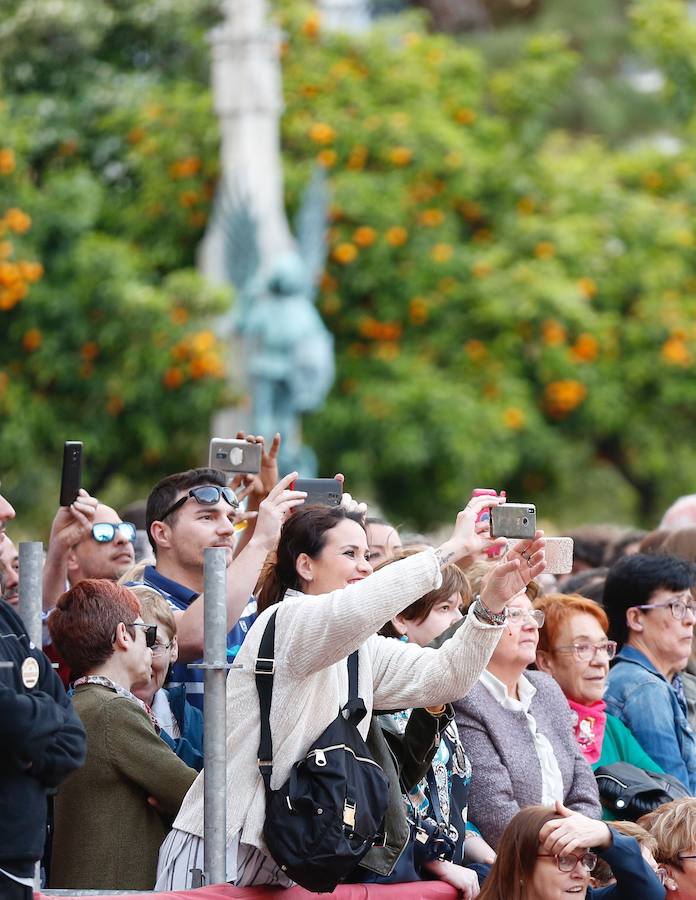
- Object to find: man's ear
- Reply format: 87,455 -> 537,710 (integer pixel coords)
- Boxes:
626,607 -> 644,633
149,521 -> 172,553
66,546 -> 79,576
536,649 -> 553,675
295,552 -> 314,584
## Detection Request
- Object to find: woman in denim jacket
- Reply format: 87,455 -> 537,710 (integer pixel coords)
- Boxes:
603,553 -> 696,793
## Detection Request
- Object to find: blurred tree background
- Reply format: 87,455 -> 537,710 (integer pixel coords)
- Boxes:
2,0 -> 696,533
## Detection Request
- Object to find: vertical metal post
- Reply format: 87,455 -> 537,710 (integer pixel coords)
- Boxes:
18,541 -> 43,649
203,547 -> 228,886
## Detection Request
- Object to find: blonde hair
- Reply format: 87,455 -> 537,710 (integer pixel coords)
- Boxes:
638,798 -> 696,865
128,584 -> 177,640
118,559 -> 149,585
611,820 -> 658,856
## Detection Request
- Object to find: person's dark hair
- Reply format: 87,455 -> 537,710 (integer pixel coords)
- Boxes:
603,553 -> 696,646
377,547 -> 470,638
48,579 -> 141,677
567,527 -> 618,570
604,529 -> 648,566
559,567 -> 609,604
477,805 -> 557,900
256,505 -> 365,612
659,527 -> 696,564
145,467 -> 226,552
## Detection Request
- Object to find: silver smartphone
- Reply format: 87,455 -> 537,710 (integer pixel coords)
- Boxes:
490,503 -> 536,539
209,438 -> 262,474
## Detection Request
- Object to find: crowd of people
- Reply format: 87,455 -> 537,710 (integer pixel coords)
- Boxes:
3,434 -> 696,899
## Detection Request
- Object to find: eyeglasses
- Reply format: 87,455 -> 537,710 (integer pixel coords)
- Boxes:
537,852 -> 597,873
635,597 -> 696,621
678,854 -> 696,862
553,640 -> 617,662
160,485 -> 239,522
128,622 -> 158,648
505,607 -> 545,628
151,639 -> 174,656
91,522 -> 137,543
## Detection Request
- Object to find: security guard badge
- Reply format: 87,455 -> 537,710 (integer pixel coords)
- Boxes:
22,656 -> 39,689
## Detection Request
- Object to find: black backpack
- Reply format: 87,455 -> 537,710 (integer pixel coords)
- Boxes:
255,610 -> 390,893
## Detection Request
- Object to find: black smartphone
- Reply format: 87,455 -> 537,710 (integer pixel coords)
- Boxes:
292,478 -> 343,507
60,441 -> 83,507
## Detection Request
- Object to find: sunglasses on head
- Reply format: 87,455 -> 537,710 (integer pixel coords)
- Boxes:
160,485 -> 239,521
91,522 -> 137,543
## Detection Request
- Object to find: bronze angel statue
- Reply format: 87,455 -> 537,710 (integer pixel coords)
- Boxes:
216,169 -> 335,474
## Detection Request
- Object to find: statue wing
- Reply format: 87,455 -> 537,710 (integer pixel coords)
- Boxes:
294,166 -> 330,304
215,179 -> 260,295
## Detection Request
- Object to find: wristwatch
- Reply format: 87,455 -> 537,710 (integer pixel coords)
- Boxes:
472,594 -> 508,626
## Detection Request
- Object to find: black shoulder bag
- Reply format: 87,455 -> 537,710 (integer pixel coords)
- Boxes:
595,762 -> 690,820
255,610 -> 390,893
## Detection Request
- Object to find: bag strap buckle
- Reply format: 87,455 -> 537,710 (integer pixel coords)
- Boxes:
255,658 -> 275,676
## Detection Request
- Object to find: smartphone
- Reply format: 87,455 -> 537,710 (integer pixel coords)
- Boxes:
60,441 -> 83,507
292,478 -> 343,507
490,503 -> 536,539
541,536 -> 574,575
471,488 -> 498,525
209,438 -> 262,475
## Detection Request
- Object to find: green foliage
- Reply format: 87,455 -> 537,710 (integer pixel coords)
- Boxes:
0,0 -> 231,531
277,1 -> 696,529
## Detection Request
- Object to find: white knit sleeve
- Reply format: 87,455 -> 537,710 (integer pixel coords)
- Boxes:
369,604 -> 503,710
277,547 -> 442,677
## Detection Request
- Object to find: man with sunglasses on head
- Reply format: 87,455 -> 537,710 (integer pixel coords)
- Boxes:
132,464 -> 305,710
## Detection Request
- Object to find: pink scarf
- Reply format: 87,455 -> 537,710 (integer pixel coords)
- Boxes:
567,697 -> 606,764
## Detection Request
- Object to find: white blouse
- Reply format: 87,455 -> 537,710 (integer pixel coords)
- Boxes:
480,668 -> 564,805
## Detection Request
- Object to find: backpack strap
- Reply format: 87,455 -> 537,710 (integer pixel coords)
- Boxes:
342,650 -> 367,724
255,610 -> 278,790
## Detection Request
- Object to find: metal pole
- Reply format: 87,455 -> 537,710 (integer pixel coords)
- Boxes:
18,541 -> 43,650
203,547 -> 228,886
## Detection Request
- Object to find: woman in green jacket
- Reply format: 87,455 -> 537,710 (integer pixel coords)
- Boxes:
534,593 -> 661,786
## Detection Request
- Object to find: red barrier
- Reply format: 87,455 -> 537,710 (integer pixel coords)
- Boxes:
37,882 -> 459,899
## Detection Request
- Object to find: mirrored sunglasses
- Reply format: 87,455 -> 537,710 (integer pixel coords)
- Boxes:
91,521 -> 137,543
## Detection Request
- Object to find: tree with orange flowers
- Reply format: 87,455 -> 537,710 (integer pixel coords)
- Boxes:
274,0 -> 696,528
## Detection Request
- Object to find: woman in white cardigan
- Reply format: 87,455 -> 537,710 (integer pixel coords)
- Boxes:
156,489 -> 545,890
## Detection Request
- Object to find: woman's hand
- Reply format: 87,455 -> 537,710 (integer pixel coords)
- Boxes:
436,495 -> 507,567
424,859 -> 480,898
479,530 -> 546,614
335,473 -> 368,518
539,801 -> 612,856
252,472 -> 307,551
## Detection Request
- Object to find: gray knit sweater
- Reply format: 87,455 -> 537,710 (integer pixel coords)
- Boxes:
454,669 -> 601,848
173,548 -> 505,851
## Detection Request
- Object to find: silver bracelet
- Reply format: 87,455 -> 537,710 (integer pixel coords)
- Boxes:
472,594 -> 507,626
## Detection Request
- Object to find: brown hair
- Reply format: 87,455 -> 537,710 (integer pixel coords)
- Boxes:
129,585 -> 177,640
48,579 -> 141,677
255,505 -> 365,613
638,798 -> 696,868
377,547 -> 470,638
534,592 -> 609,655
659,527 -> 696,564
478,805 -> 557,900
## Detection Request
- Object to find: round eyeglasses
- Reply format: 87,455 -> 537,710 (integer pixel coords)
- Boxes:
91,522 -> 136,543
553,640 -> 617,662
505,607 -> 545,628
538,851 -> 597,873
